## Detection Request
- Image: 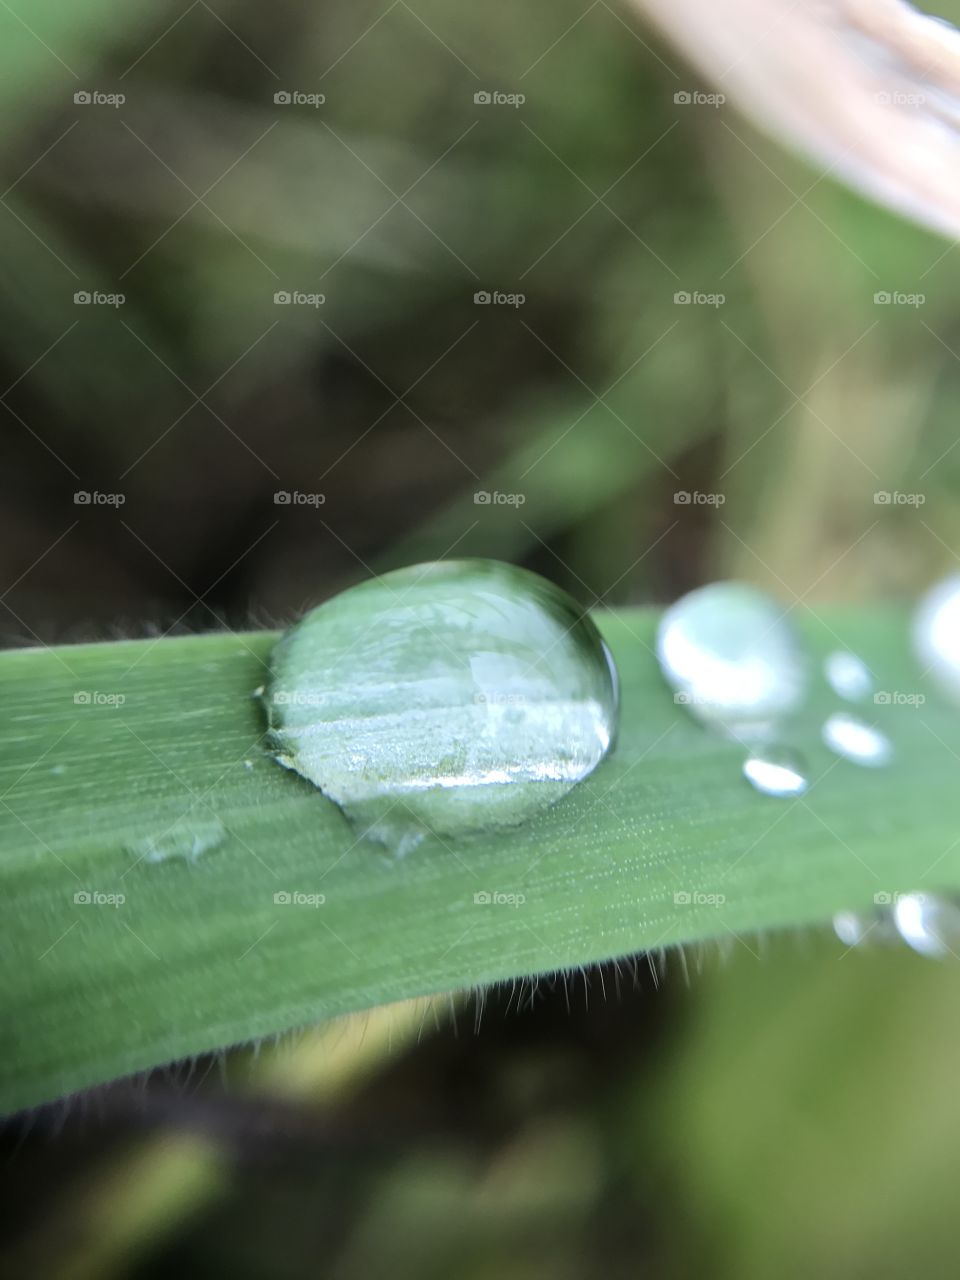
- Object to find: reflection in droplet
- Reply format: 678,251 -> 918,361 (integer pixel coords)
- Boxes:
893,891 -> 960,958
264,560 -> 619,854
824,650 -> 874,702
657,582 -> 809,738
821,712 -> 893,767
742,745 -> 809,797
914,575 -> 960,702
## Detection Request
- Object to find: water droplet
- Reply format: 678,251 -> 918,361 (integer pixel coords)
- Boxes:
824,650 -> 874,702
914,575 -> 960,701
742,745 -> 809,797
893,891 -> 960,958
264,560 -> 619,854
832,908 -> 900,948
657,582 -> 808,737
126,818 -> 226,865
821,712 -> 893,767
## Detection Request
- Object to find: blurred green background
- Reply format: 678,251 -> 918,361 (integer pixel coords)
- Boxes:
4,0 -> 960,1275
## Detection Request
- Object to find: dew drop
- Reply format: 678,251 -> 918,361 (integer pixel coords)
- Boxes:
126,818 -> 227,865
657,582 -> 809,738
893,891 -> 960,958
263,560 -> 619,854
913,575 -> 960,701
742,745 -> 809,797
821,712 -> 893,767
832,908 -> 900,948
824,650 -> 874,702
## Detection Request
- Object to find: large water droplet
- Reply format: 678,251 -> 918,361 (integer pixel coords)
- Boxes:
657,582 -> 809,737
824,650 -> 874,702
264,560 -> 619,854
742,744 -> 809,797
821,712 -> 893,767
914,575 -> 960,701
893,891 -> 960,958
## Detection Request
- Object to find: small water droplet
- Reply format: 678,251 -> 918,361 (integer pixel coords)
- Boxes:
243,759 -> 254,770
742,745 -> 809,797
264,560 -> 619,854
657,582 -> 809,737
914,575 -> 960,701
50,765 -> 66,776
126,818 -> 226,865
893,891 -> 960,958
832,908 -> 900,948
821,712 -> 893,767
824,650 -> 874,701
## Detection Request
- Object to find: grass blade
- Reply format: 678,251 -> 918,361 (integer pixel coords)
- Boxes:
3,606 -> 958,1112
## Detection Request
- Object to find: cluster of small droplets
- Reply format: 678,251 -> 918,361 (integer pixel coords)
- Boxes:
656,581 -> 896,799
833,892 -> 960,959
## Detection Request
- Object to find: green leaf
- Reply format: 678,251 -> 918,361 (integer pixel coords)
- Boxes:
2,605 -> 958,1114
